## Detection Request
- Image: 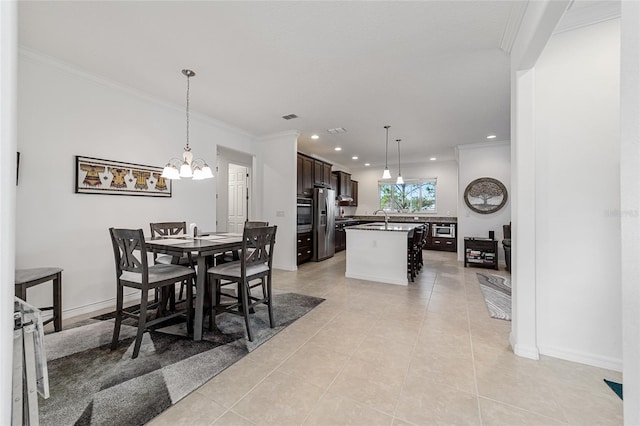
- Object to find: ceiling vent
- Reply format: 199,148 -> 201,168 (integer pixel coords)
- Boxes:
327,127 -> 347,134
282,114 -> 298,120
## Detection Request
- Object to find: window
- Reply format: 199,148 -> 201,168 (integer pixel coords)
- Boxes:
379,179 -> 437,213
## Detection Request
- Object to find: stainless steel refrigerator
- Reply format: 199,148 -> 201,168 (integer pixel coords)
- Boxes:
312,187 -> 335,261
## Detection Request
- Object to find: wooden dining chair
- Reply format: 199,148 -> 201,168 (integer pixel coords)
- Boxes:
217,221 -> 270,264
149,221 -> 197,301
109,228 -> 196,359
207,225 -> 277,341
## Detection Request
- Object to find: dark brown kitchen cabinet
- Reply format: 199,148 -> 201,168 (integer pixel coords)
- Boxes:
323,163 -> 332,187
330,173 -> 338,192
297,154 -> 314,196
297,231 -> 313,265
335,228 -> 346,252
313,159 -> 332,187
350,180 -> 358,206
333,171 -> 351,199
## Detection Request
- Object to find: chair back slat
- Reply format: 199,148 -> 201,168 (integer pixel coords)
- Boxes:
242,226 -> 277,269
244,221 -> 269,229
109,228 -> 148,278
150,222 -> 187,238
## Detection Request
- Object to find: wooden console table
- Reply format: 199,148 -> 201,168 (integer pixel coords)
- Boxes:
464,238 -> 498,270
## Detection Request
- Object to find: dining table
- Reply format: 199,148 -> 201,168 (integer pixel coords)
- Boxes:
145,232 -> 243,341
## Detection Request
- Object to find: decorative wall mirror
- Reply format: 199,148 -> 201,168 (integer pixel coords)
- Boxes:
463,177 -> 508,214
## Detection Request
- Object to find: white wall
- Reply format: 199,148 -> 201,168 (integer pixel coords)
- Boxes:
350,160 -> 458,217
258,131 -> 298,271
534,19 -> 621,369
456,141 -> 511,262
620,1 -> 640,421
17,50 -> 258,318
1,1 -> 18,422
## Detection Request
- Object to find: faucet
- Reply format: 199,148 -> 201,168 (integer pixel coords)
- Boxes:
373,209 -> 389,228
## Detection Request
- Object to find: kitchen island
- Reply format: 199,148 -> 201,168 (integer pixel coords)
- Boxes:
345,222 -> 419,286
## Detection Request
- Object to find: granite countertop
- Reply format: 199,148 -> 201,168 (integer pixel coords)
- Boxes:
351,215 -> 457,223
346,222 -> 421,232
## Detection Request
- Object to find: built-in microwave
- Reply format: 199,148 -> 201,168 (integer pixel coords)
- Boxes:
297,198 -> 313,232
432,223 -> 456,238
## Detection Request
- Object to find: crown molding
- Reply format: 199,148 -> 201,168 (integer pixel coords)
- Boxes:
500,1 -> 529,53
554,0 -> 620,34
18,46 -> 256,140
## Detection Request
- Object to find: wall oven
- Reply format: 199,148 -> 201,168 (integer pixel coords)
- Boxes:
432,223 -> 456,239
297,198 -> 313,232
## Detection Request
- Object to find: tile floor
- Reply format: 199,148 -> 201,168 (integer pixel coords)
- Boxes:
147,250 -> 622,426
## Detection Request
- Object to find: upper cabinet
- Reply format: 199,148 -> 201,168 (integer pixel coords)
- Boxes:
313,159 -> 332,188
297,153 -> 332,196
350,180 -> 358,206
333,171 -> 352,199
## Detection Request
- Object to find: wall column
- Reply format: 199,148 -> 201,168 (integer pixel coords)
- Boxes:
0,0 -> 18,421
621,1 -> 640,422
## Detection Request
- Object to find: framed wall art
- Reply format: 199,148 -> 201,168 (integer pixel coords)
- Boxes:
75,156 -> 171,197
463,177 -> 507,214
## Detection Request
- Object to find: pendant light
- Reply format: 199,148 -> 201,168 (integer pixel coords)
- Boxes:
382,125 -> 391,179
162,69 -> 214,180
396,139 -> 404,185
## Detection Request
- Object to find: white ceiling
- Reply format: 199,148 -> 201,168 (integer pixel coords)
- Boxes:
18,1 -> 519,169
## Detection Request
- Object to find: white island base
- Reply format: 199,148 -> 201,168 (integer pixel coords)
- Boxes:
345,223 -> 417,286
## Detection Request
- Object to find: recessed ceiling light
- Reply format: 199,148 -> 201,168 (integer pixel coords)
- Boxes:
364,163 -> 371,167
430,157 -> 437,161
334,147 -> 342,151
311,134 -> 319,140
486,134 -> 497,139
352,156 -> 358,160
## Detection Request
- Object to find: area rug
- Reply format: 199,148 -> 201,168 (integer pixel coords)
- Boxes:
476,273 -> 511,321
604,379 -> 623,400
39,292 -> 324,426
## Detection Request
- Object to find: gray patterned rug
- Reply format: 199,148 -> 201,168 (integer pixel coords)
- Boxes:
39,292 -> 324,426
476,273 -> 511,321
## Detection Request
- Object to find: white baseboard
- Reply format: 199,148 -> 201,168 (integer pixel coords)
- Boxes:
539,345 -> 623,372
62,290 -> 154,321
510,332 -> 540,360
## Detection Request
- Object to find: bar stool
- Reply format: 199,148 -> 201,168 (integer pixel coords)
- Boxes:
15,267 -> 63,332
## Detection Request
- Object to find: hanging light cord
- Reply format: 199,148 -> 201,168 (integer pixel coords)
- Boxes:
185,74 -> 190,150
397,139 -> 402,176
384,125 -> 390,169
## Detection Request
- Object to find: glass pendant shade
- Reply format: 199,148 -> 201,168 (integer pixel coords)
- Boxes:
161,163 -> 180,180
179,161 -> 193,178
396,175 -> 404,185
382,168 -> 391,179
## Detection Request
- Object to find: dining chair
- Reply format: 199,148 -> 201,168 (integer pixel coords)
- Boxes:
149,221 -> 197,301
407,226 -> 423,282
15,267 -> 64,332
109,228 -> 196,359
207,225 -> 277,342
216,221 -> 270,264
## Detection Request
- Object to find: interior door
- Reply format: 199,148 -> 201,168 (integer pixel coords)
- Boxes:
228,164 -> 248,233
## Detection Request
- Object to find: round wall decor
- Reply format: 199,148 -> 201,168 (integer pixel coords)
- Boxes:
463,177 -> 508,214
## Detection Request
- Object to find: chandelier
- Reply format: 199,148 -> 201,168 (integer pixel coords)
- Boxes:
161,69 -> 213,180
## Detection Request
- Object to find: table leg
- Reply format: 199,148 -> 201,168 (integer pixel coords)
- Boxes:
194,255 -> 207,341
53,273 -> 62,332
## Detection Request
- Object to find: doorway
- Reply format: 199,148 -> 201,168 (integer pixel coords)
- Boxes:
227,163 -> 249,233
